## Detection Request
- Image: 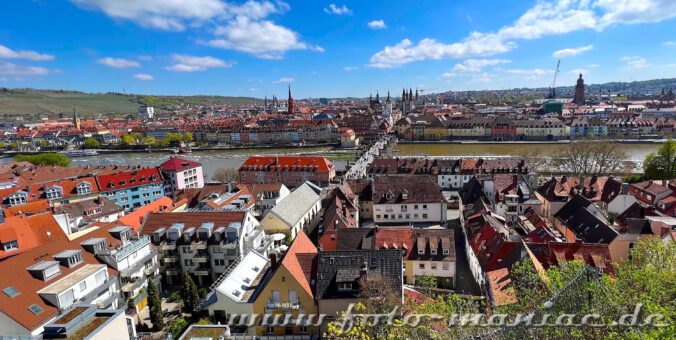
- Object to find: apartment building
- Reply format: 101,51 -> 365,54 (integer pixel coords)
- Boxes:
239,156 -> 336,188
371,175 -> 447,225
96,168 -> 164,211
159,157 -> 205,195
260,182 -> 322,239
141,211 -> 270,287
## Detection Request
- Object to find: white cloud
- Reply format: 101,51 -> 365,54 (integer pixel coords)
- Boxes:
441,72 -> 458,78
567,68 -> 589,76
74,1 -> 316,60
343,66 -> 358,71
369,0 -> 676,68
452,59 -> 510,72
552,45 -> 594,58
506,68 -> 550,75
0,62 -> 53,76
138,55 -> 153,61
250,87 -> 259,92
324,4 -> 352,15
133,73 -> 154,81
97,57 -> 141,68
664,41 -> 676,46
273,77 -> 294,83
587,63 -> 600,68
621,56 -> 650,69
0,45 -> 54,61
71,0 -> 228,31
368,20 -> 386,29
208,16 -> 315,59
166,54 -> 235,72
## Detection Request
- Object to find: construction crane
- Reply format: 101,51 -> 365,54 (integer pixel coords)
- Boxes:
548,60 -> 560,99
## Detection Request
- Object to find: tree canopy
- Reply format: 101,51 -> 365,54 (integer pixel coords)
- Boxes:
15,153 -> 71,167
644,138 -> 676,180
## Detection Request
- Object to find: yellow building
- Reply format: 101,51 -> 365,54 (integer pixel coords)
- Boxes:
253,232 -> 318,337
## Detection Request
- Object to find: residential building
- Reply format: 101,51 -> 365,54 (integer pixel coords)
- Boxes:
260,182 -> 322,239
159,157 -> 205,195
252,232 -> 318,337
52,197 -> 125,234
371,175 -> 447,225
0,212 -> 67,260
316,249 -> 403,333
96,168 -> 165,211
247,183 -> 290,216
407,229 -> 456,288
141,211 -> 268,286
239,156 -> 336,187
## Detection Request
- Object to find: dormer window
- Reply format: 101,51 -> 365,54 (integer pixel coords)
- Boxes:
2,240 -> 18,252
8,192 -> 27,206
46,186 -> 63,200
431,249 -> 437,255
54,250 -> 84,268
401,190 -> 408,200
443,249 -> 450,255
76,182 -> 92,195
418,248 -> 425,255
27,261 -> 61,281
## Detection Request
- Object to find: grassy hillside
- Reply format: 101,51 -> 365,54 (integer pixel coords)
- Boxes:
0,89 -> 259,115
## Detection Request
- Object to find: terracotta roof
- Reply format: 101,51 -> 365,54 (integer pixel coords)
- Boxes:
279,232 -> 317,298
2,200 -> 50,217
487,268 -> 517,306
140,211 -> 246,235
96,168 -> 162,192
118,196 -> 174,232
159,156 -> 202,172
0,224 -> 121,331
239,156 -> 334,173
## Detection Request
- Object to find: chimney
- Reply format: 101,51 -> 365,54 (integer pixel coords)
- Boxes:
512,174 -> 518,187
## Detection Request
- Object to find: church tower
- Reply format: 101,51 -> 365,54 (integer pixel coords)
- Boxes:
573,73 -> 585,105
72,108 -> 81,130
287,84 -> 294,114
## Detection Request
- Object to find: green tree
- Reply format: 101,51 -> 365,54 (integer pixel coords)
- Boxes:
184,131 -> 193,141
121,134 -> 135,145
147,278 -> 164,331
169,317 -> 189,339
83,137 -> 101,149
415,274 -> 438,295
39,140 -> 50,148
15,153 -> 71,166
143,136 -> 156,147
181,273 -> 200,312
644,138 -> 676,180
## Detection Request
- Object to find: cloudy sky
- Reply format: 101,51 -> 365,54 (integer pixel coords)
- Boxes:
0,0 -> 675,97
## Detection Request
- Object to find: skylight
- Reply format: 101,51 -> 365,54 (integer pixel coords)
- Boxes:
28,304 -> 43,315
2,287 -> 18,297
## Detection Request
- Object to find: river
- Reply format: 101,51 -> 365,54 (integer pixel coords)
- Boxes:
26,142 -> 657,179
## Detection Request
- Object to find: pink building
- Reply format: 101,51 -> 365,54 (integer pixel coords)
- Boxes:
159,157 -> 204,194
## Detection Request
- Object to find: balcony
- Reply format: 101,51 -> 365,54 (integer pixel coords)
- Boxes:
120,248 -> 158,277
194,269 -> 210,276
265,300 -> 300,312
192,255 -> 209,263
165,269 -> 179,276
220,241 -> 238,249
143,261 -> 160,276
163,256 -> 178,264
98,235 -> 151,262
121,277 -> 145,293
191,241 -> 208,250
159,242 -> 176,251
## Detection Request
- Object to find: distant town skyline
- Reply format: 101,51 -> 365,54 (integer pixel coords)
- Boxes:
0,0 -> 675,98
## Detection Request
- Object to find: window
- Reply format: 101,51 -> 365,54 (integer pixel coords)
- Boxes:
2,287 -> 18,297
431,249 -> 437,255
414,205 -> 419,209
443,249 -> 450,255
338,283 -> 353,291
423,213 -> 428,219
28,304 -> 43,315
423,204 -> 428,209
431,263 -> 437,270
443,263 -> 450,270
418,263 -> 425,269
2,240 -> 18,252
79,281 -> 87,292
267,326 -> 275,334
46,186 -> 63,200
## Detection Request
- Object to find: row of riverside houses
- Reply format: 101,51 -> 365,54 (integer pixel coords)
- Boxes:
394,114 -> 676,141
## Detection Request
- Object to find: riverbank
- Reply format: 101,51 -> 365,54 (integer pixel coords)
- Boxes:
398,139 -> 668,145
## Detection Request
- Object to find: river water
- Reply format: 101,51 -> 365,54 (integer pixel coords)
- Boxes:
47,143 -> 658,179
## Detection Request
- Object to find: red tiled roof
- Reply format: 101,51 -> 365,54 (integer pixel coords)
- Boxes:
0,224 -> 121,331
159,157 -> 202,172
118,196 -> 174,232
239,156 -> 334,173
2,200 -> 50,217
280,231 -> 317,298
139,210 -> 246,235
96,168 -> 162,191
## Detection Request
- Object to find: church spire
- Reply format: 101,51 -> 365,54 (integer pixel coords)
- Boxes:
287,84 -> 294,115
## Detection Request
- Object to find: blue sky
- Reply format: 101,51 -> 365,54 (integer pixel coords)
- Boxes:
0,0 -> 675,98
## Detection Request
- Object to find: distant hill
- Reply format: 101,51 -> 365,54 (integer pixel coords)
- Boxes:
0,88 -> 259,116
